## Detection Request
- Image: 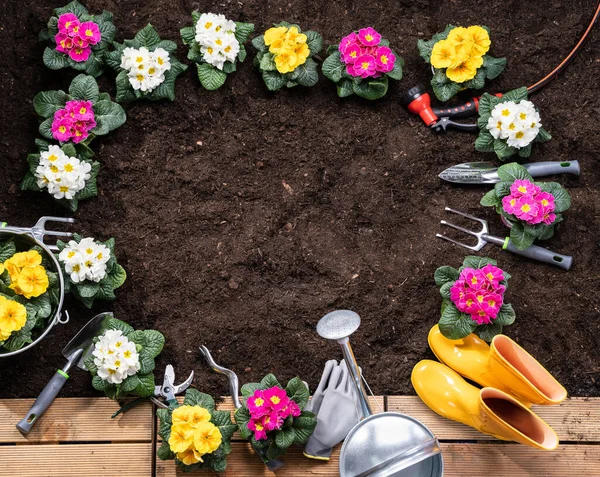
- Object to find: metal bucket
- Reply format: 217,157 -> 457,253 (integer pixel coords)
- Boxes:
0,229 -> 68,357
317,310 -> 443,477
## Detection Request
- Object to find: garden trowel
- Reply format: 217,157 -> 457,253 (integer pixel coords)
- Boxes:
439,160 -> 580,184
16,312 -> 113,434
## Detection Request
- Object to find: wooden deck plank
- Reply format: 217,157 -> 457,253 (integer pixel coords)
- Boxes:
388,396 -> 600,442
156,442 -> 600,476
0,397 -> 153,443
0,443 -> 152,477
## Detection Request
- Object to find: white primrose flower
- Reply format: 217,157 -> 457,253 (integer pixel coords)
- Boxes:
35,148 -> 91,200
486,100 -> 542,148
58,237 -> 111,283
122,46 -> 171,93
92,330 -> 141,385
194,12 -> 239,70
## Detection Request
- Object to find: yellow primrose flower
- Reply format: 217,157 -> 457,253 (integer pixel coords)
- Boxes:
0,299 -> 27,336
467,25 -> 491,57
9,251 -> 42,269
464,51 -> 484,69
168,424 -> 195,454
430,39 -> 456,69
294,43 -> 310,65
187,407 -> 212,428
4,259 -> 22,283
17,265 -> 49,299
0,263 -> 4,275
447,27 -> 475,56
269,37 -> 287,54
172,406 -> 193,425
193,422 -> 222,455
446,59 -> 477,83
285,27 -> 307,46
177,447 -> 203,465
264,27 -> 288,46
274,49 -> 299,74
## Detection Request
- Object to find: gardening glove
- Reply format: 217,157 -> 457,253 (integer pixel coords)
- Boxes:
303,360 -> 362,461
305,359 -> 337,415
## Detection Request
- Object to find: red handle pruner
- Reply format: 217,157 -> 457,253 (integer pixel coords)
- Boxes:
403,84 -> 498,133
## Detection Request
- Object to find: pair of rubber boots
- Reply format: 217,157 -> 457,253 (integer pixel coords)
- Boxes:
412,325 -> 567,450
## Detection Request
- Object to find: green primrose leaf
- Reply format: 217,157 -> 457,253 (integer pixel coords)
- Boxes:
251,35 -> 266,52
33,90 -> 67,117
42,47 -> 69,70
260,374 -> 281,390
463,68 -> 486,90
0,241 -> 16,263
509,222 -> 535,250
439,281 -> 453,299
92,375 -> 109,391
439,305 -> 478,340
304,30 -> 323,56
386,56 -> 403,81
517,144 -> 532,158
431,71 -> 461,102
337,78 -> 354,97
197,63 -> 227,90
501,87 -> 528,103
234,22 -> 255,45
494,181 -> 511,197
132,373 -> 156,397
107,317 -> 135,336
475,130 -> 495,152
262,70 -> 287,91
92,100 -> 126,135
183,389 -> 215,412
353,76 -> 389,100
290,58 -> 319,87
134,24 -> 162,49
434,266 -> 460,286
285,377 -> 309,409
259,52 -> 277,71
483,55 -> 507,80
69,74 -> 100,102
494,304 -> 516,326
275,427 -> 296,449
475,322 -> 504,342
109,263 -> 127,290
322,52 -> 344,82
241,382 -> 261,398
157,441 -> 174,461
180,26 -> 196,45
493,139 -> 517,160
463,256 -> 497,269
497,162 -> 534,182
535,127 -> 552,143
480,189 -> 502,207
39,117 -> 54,140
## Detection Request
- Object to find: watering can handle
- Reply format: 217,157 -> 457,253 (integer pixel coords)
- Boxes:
338,338 -> 373,419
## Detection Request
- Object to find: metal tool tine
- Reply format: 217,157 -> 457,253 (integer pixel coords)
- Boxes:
440,220 -> 478,237
41,231 -> 73,238
444,207 -> 487,229
435,233 -> 482,251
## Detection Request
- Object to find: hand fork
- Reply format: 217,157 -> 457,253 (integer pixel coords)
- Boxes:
1,217 -> 75,251
436,207 -> 573,270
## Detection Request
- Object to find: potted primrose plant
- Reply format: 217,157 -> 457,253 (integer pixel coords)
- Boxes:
252,22 -> 323,91
481,162 -> 571,250
417,24 -> 506,102
56,234 -> 126,308
84,315 -> 164,399
476,87 -> 551,160
39,0 -> 116,77
180,11 -> 254,90
21,139 -> 99,212
322,27 -> 403,100
0,240 -> 60,353
435,256 -> 516,342
34,74 -> 126,147
234,373 -> 317,462
105,24 -> 188,103
157,389 -> 237,471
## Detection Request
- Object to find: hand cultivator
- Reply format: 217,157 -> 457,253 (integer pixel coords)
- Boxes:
436,207 -> 572,270
1,216 -> 75,251
439,161 -> 580,184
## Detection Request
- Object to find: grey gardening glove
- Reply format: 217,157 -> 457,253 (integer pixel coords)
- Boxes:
303,360 -> 361,461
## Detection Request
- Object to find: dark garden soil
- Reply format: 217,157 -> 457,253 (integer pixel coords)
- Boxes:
0,0 -> 598,400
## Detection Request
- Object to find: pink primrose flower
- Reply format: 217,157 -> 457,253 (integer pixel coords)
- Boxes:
510,179 -> 540,197
247,390 -> 270,418
449,279 -> 467,304
57,13 -> 79,34
357,27 -> 381,47
68,45 -> 91,62
481,292 -> 503,318
248,418 -> 268,440
79,21 -> 101,45
263,386 -> 289,412
480,264 -> 504,289
375,46 -> 395,72
513,195 -> 539,223
51,117 -> 73,142
339,32 -> 358,56
351,54 -> 377,78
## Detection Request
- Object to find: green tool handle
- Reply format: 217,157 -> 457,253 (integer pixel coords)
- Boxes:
16,369 -> 70,434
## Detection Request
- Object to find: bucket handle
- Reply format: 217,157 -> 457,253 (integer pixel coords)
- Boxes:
57,310 -> 70,325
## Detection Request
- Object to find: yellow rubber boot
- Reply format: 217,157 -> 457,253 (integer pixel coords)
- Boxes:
428,325 -> 567,406
411,360 -> 559,450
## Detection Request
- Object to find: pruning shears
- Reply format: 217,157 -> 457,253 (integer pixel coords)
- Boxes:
112,365 -> 194,417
